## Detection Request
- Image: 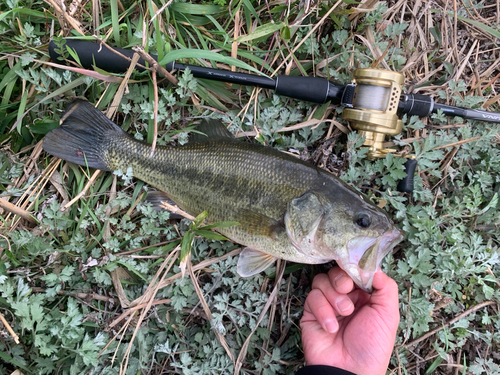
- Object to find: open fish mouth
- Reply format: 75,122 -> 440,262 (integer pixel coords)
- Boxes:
338,228 -> 404,293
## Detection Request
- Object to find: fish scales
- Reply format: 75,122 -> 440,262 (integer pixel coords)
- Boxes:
103,134 -> 340,263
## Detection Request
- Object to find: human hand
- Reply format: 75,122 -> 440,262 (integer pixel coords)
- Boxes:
300,267 -> 400,375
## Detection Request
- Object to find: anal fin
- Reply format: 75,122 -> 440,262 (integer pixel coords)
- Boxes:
237,247 -> 276,277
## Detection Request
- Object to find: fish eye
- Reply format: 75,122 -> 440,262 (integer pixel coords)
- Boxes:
354,212 -> 371,228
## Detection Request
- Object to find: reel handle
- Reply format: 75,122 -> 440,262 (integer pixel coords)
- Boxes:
397,158 -> 418,193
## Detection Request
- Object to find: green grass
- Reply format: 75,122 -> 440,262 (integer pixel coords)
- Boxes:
0,0 -> 499,374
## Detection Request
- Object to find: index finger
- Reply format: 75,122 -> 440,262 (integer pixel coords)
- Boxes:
311,270 -> 355,317
327,266 -> 355,295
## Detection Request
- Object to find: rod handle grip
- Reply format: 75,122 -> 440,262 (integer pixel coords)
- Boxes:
275,75 -> 330,103
48,39 -> 162,73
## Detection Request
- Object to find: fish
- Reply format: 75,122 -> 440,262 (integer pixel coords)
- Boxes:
43,99 -> 403,292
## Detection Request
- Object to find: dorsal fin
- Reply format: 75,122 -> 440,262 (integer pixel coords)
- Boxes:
189,119 -> 235,143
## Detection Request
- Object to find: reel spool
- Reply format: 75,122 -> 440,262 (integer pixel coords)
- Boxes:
342,69 -> 404,160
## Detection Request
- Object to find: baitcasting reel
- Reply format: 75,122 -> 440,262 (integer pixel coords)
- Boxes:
342,68 -> 404,160
340,69 -> 418,192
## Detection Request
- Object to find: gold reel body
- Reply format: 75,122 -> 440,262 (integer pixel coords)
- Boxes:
342,69 -> 404,160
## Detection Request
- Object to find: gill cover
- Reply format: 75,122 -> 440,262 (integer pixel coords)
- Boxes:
285,192 -> 329,261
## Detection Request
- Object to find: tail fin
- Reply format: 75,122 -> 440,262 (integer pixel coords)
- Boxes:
43,100 -> 126,171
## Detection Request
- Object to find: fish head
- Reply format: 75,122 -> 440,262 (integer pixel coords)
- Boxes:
285,190 -> 403,293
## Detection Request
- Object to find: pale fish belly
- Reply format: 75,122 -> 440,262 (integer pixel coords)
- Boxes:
216,223 -> 334,265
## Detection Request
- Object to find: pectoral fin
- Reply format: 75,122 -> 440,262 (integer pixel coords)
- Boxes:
237,247 -> 276,277
238,209 -> 284,239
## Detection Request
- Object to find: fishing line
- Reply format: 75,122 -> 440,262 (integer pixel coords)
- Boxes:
353,85 -> 390,111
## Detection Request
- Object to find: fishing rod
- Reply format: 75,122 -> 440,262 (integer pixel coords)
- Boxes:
48,39 -> 500,192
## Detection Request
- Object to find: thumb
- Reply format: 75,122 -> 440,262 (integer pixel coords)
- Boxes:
370,270 -> 400,316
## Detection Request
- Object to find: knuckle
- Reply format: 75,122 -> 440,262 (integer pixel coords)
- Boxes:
311,273 -> 329,290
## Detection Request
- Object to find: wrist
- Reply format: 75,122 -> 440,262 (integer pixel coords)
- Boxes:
296,365 -> 357,375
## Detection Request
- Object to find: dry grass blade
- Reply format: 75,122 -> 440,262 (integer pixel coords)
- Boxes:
261,260 -> 283,359
276,119 -> 325,133
485,268 -> 500,289
153,248 -> 242,290
159,200 -> 196,220
150,68 -> 159,158
271,2 -> 342,76
0,198 -> 37,224
187,255 -> 235,363
363,27 -> 390,70
106,299 -> 172,333
61,169 -> 102,211
131,45 -> 178,85
104,316 -> 134,364
349,0 -> 380,21
151,0 -> 174,23
111,267 -> 132,308
6,154 -> 60,231
231,10 -> 241,71
128,45 -> 177,158
31,286 -> 116,303
117,247 -> 180,374
106,52 -> 141,119
45,0 -> 85,35
49,170 -> 70,207
0,311 -> 20,344
130,248 -> 180,308
432,136 -> 481,150
403,300 -> 497,348
234,261 -> 286,375
103,175 -> 118,241
0,234 -> 11,259
453,39 -> 478,81
107,247 -> 242,330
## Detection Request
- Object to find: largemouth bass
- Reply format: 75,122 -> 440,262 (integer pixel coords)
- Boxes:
43,100 -> 403,292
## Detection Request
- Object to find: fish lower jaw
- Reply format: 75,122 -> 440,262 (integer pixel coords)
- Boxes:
342,229 -> 403,292
337,262 -> 374,293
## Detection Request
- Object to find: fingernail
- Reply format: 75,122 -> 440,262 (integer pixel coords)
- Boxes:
336,297 -> 353,314
334,274 -> 347,289
324,319 -> 338,333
